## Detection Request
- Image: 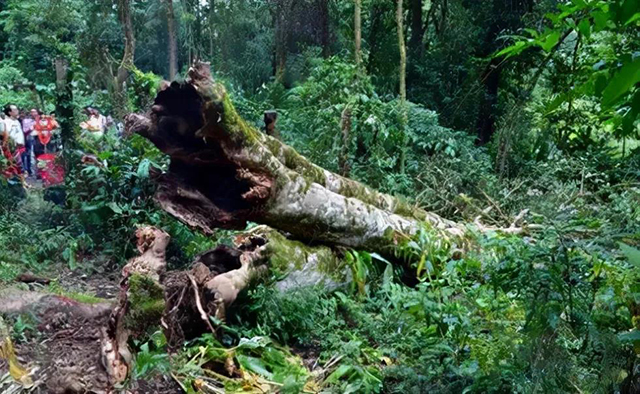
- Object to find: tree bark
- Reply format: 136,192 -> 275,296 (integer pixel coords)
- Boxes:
396,0 -> 408,174
54,57 -> 74,156
114,0 -> 136,121
318,0 -> 331,58
475,57 -> 502,145
274,0 -> 292,83
339,106 -> 352,177
409,0 -> 424,56
354,0 -> 362,68
126,62 -> 466,258
165,0 -> 178,79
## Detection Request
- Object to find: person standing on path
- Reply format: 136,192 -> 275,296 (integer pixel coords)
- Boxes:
2,104 -> 25,177
21,108 -> 38,177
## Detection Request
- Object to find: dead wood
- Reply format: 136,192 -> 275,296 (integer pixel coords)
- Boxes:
126,61 -> 469,257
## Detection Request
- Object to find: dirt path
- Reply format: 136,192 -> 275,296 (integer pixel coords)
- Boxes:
0,283 -> 181,393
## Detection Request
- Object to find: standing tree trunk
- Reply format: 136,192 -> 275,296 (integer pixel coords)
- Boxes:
354,0 -> 362,68
208,0 -> 215,59
339,106 -> 352,177
165,0 -> 178,79
54,57 -> 74,168
318,0 -> 331,58
274,0 -> 292,83
125,63 -> 468,258
396,0 -> 408,174
409,0 -> 424,56
475,57 -> 502,145
114,0 -> 136,121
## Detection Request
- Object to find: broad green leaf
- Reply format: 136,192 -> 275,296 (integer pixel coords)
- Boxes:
619,0 -> 639,24
571,0 -> 587,8
494,41 -> 528,59
618,330 -> 640,342
326,364 -> 353,382
137,159 -> 151,178
540,31 -> 561,52
107,202 -> 123,214
601,59 -> 640,108
577,19 -> 591,39
592,11 -> 610,31
618,242 -> 640,267
625,12 -> 640,25
237,354 -> 273,379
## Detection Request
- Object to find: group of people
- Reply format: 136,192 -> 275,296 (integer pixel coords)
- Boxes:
1,103 -> 120,184
80,106 -> 114,138
1,104 -> 60,180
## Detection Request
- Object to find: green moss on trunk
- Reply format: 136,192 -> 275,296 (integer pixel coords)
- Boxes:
124,273 -> 165,337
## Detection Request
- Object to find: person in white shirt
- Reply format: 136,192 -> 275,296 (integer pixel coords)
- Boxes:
3,104 -> 25,146
3,104 -> 25,174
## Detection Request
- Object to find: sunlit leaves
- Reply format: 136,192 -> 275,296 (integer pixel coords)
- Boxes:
601,57 -> 640,109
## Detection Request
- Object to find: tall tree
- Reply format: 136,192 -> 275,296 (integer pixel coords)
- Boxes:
273,0 -> 293,83
114,0 -> 136,120
274,0 -> 290,82
474,0 -> 534,145
54,57 -> 74,159
318,0 -> 330,57
396,0 -> 408,173
165,0 -> 178,79
354,0 -> 362,68
409,0 -> 424,56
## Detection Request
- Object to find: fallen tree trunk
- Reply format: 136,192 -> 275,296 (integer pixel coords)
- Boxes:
126,62 -> 468,256
99,225 -> 351,385
162,225 -> 351,348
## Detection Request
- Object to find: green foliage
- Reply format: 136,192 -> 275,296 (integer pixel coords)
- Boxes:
125,273 -> 166,337
0,1 -> 639,393
134,331 -> 171,379
498,0 -> 640,148
0,193 -> 74,282
172,334 -> 309,393
9,314 -> 36,344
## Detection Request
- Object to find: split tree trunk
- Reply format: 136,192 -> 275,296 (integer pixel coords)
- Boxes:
126,62 -> 466,258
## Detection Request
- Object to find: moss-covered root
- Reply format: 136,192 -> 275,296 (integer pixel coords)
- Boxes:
102,226 -> 170,385
124,273 -> 166,336
200,226 -> 350,317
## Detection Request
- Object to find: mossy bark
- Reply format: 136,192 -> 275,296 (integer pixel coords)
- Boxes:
163,225 -> 351,347
126,62 -> 467,257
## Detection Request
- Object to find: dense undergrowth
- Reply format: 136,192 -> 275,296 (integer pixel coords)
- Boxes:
2,77 -> 638,393
1,36 -> 639,392
1,0 -> 638,391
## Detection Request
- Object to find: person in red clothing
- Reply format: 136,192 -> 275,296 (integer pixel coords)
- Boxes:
34,110 -> 55,152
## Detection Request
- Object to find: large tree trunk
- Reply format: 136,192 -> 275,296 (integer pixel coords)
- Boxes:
165,0 -> 178,79
476,57 -> 502,145
126,62 -> 466,257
